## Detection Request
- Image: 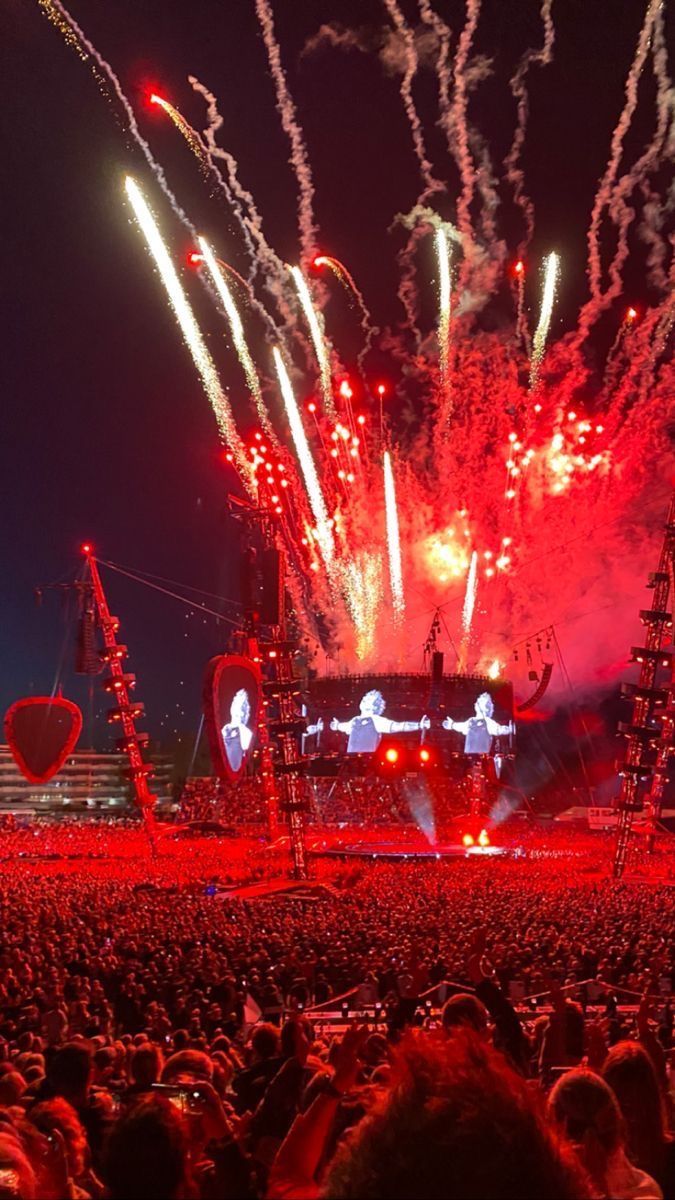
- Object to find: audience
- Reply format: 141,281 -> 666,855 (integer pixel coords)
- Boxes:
0,821 -> 674,1198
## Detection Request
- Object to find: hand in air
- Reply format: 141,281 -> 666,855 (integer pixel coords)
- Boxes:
330,717 -> 340,732
442,717 -> 454,731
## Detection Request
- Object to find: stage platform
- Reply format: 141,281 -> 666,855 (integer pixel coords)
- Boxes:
308,837 -> 506,862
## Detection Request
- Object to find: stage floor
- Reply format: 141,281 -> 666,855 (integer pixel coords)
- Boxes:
307,834 -> 506,861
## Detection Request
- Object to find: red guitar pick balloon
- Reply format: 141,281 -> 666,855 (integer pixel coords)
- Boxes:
4,696 -> 83,784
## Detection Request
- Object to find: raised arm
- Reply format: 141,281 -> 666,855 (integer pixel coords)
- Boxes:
330,717 -> 353,735
268,1025 -> 367,1199
387,715 -> 431,734
488,718 -> 514,737
445,718 -> 470,735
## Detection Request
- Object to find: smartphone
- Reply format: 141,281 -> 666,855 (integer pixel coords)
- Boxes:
151,1083 -> 189,1112
151,1083 -> 203,1115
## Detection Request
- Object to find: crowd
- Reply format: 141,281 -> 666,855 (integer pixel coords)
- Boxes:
178,775 -> 499,830
0,841 -> 674,1197
178,781 -> 267,827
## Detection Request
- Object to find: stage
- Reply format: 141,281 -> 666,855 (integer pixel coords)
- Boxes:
310,839 -> 506,861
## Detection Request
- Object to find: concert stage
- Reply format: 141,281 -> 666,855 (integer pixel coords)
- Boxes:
303,828 -> 507,862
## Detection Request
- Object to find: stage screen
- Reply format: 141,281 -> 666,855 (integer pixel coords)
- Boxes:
203,655 -> 262,782
304,673 -> 514,761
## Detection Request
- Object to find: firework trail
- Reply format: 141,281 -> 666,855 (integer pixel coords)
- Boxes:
446,0 -> 482,247
601,3 -> 674,305
383,451 -> 405,621
188,75 -> 305,338
37,0 -> 196,236
394,206 -> 462,345
418,0 -> 452,117
381,0 -> 442,197
255,0 -> 318,265
343,553 -> 383,661
436,228 -> 453,398
529,251 -> 560,390
638,178 -> 670,293
314,255 -> 379,366
197,238 -> 276,440
459,549 -> 479,666
290,266 -> 336,418
272,347 -> 334,567
512,259 -> 529,349
503,0 -> 555,254
578,0 -> 662,344
150,94 -> 207,165
124,177 -> 250,485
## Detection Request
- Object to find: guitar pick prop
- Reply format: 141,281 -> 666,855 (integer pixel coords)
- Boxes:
204,655 -> 262,782
4,695 -> 83,783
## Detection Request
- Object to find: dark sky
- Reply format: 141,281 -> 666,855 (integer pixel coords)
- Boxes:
1,0 -> 666,745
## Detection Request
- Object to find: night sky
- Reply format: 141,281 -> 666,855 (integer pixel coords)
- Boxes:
2,1 -> 668,748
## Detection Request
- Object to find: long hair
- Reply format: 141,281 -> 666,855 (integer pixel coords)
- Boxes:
325,1031 -> 591,1199
548,1069 -> 622,1193
602,1041 -> 669,1179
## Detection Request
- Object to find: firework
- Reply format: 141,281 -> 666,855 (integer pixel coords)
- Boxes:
504,0 -> 555,252
529,251 -> 560,390
197,238 -> 275,439
461,550 -> 479,637
382,0 -> 440,197
124,178 -> 250,484
254,0 -> 317,262
383,451 -> 405,621
313,254 -> 378,363
41,0 -> 673,682
290,266 -> 336,418
272,347 -> 334,567
150,94 -> 206,165
436,228 -> 453,394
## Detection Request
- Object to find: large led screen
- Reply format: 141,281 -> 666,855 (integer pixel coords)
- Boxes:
304,674 -> 514,759
203,655 -> 262,781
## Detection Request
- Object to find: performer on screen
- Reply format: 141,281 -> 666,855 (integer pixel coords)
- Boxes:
221,688 -> 254,772
442,691 -> 514,755
329,689 -> 430,754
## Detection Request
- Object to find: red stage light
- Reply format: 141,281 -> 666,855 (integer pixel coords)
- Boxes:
420,747 -> 431,763
188,252 -> 203,266
462,833 -> 475,847
339,380 -> 353,399
514,260 -> 524,275
626,306 -> 638,322
377,383 -> 386,396
149,93 -> 164,106
81,542 -> 92,555
308,402 -> 316,413
384,747 -> 399,764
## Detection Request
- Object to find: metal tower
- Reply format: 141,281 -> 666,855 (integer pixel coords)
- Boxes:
613,491 -> 675,878
82,545 -> 158,850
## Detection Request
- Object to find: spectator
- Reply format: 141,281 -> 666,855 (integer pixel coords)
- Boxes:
102,1098 -> 190,1200
549,1068 -> 663,1199
271,1029 -> 591,1199
602,1042 -> 675,1200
